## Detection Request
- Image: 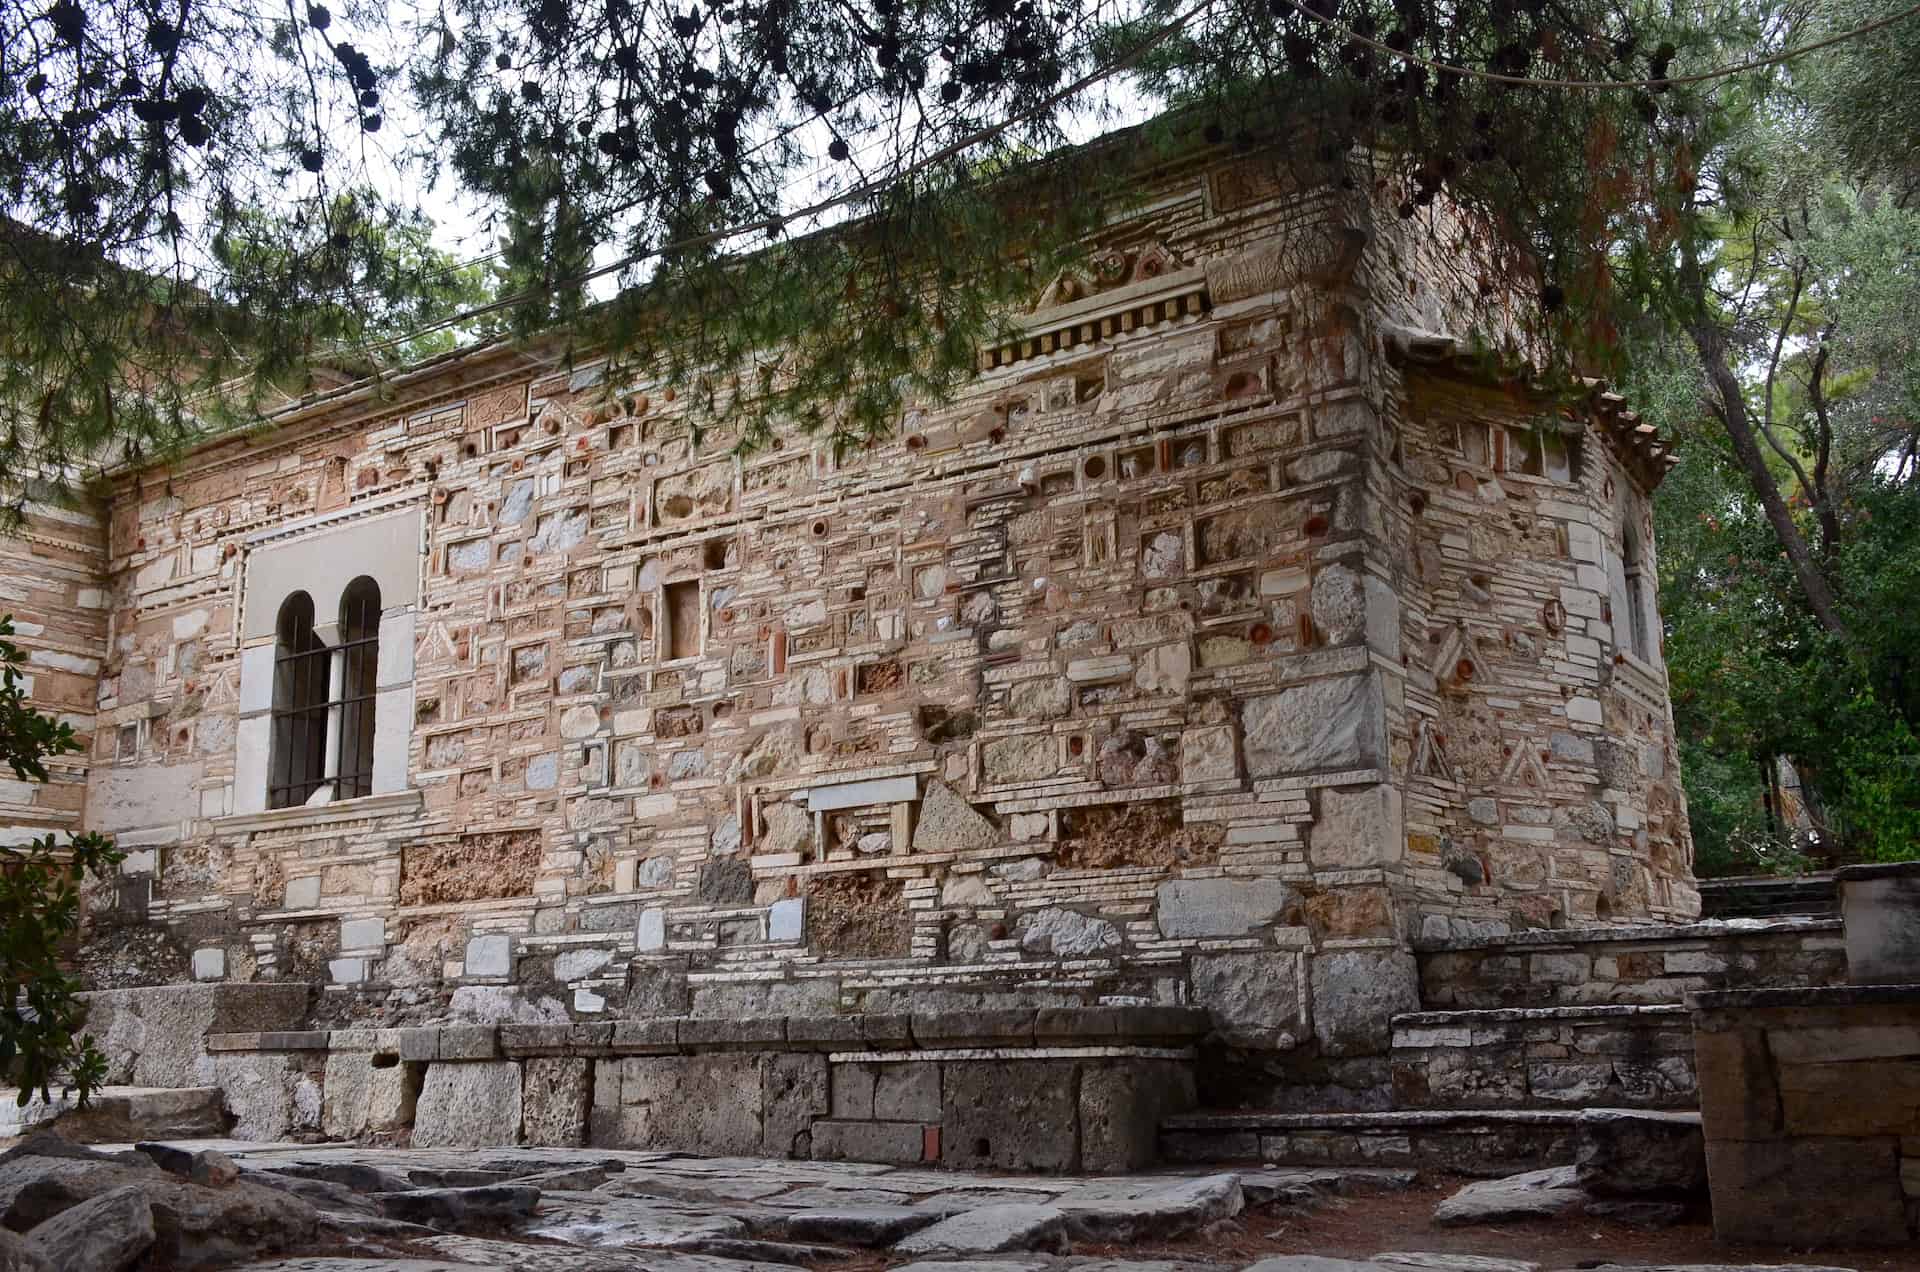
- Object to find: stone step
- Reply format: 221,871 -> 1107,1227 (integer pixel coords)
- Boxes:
0,1085 -> 227,1142
1414,916 -> 1846,1012
1697,872 -> 1838,921
1388,1003 -> 1695,1111
1161,1106 -> 1691,1177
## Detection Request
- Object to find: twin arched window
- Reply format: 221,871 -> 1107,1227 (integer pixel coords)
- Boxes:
269,577 -> 381,809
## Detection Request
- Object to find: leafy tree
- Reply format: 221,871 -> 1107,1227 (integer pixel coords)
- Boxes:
1,0 -> 1762,479
0,616 -> 123,1105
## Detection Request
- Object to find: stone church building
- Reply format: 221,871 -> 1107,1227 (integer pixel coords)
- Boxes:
3,142 -> 1698,1159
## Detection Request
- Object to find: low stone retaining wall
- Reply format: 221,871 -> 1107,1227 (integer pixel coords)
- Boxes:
1416,917 -> 1845,1009
79,983 -> 311,1088
1161,1107 -> 1592,1176
206,1005 -> 1207,1173
1697,872 -> 1836,920
1692,985 -> 1920,1245
1388,1004 -> 1694,1110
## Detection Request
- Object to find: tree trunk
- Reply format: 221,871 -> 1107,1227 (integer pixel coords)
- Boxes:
1679,242 -> 1852,644
1806,342 -> 1842,558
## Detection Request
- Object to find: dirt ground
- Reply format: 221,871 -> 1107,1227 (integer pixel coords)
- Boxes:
1070,1177 -> 1919,1270
799,1174 -> 1914,1272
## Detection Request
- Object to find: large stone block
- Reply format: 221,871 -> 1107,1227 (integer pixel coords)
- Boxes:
81,984 -> 309,1090
522,1057 -> 591,1147
366,1060 -> 421,1134
413,1061 -> 523,1148
1243,674 -> 1382,777
812,1119 -> 926,1164
606,1054 -> 764,1155
213,1053 -> 303,1141
1078,1059 -> 1197,1172
873,1062 -> 941,1122
941,1059 -> 1080,1172
1776,1055 -> 1920,1137
1574,1109 -> 1706,1196
321,1051 -> 372,1140
1155,877 -> 1294,939
1309,786 -> 1402,869
465,935 -> 512,978
1180,724 -> 1239,782
1840,863 -> 1920,986
1706,1135 -> 1909,1245
1018,908 -> 1121,957
762,1052 -> 829,1158
1691,1024 -> 1782,1141
1191,951 -> 1303,1049
1310,948 -> 1421,1057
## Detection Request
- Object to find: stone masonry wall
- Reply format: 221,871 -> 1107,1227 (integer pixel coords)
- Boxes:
1377,363 -> 1696,938
54,151 -> 1693,1074
0,491 -> 108,847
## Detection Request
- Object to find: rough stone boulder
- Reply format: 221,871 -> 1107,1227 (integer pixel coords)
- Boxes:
0,1227 -> 52,1272
0,1134 -> 317,1268
23,1185 -> 155,1272
0,1142 -> 163,1231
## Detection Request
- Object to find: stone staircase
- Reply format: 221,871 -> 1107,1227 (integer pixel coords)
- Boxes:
1162,914 -> 1847,1173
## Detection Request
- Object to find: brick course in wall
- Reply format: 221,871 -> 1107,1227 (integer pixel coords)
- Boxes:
13,148 -> 1695,1077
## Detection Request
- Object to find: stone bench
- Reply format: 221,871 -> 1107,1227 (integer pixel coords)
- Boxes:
1162,1107 -> 1594,1176
1693,983 -> 1920,1245
1415,917 -> 1846,1010
1388,1003 -> 1696,1110
204,1005 -> 1210,1173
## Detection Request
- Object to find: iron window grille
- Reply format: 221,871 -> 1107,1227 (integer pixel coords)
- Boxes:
268,577 -> 381,809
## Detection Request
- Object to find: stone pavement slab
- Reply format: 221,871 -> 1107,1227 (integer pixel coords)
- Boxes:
893,1201 -> 1070,1255
78,1139 -> 1854,1272
1374,1256 -> 1540,1272
416,1233 -> 798,1270
774,1202 -> 945,1245
1432,1167 -> 1585,1227
523,1190 -> 750,1248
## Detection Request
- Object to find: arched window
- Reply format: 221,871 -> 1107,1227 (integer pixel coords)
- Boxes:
1623,521 -> 1650,661
269,591 -> 330,808
336,576 -> 381,800
266,579 -> 382,808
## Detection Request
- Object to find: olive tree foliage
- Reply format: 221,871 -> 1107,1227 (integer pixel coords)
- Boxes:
0,617 -> 123,1104
0,0 -> 1740,487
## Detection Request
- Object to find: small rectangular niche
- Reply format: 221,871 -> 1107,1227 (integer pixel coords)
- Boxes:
1506,426 -> 1575,480
663,579 -> 702,660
